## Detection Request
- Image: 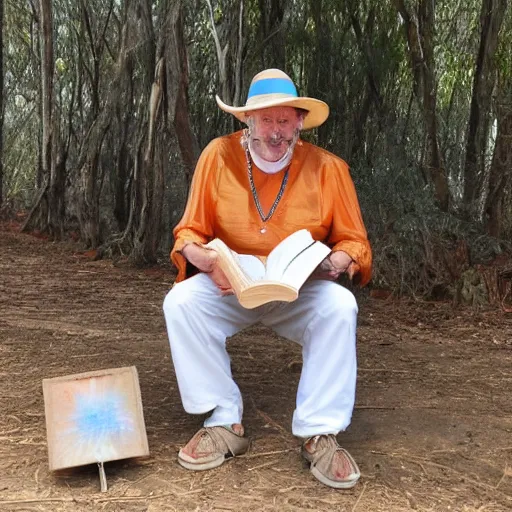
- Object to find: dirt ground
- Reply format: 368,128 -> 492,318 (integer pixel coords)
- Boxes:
1,222 -> 512,512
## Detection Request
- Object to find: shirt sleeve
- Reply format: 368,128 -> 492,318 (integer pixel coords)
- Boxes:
325,159 -> 372,286
170,140 -> 220,282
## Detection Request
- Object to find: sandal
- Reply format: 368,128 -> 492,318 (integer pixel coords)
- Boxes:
302,434 -> 360,489
178,424 -> 250,471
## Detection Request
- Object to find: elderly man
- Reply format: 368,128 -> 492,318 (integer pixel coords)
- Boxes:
163,69 -> 372,489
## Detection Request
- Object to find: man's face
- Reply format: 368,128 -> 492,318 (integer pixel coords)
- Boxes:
247,106 -> 303,162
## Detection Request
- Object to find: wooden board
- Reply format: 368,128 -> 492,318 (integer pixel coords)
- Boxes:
43,366 -> 150,471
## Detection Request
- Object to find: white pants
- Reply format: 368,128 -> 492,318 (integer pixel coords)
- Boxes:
163,264 -> 358,438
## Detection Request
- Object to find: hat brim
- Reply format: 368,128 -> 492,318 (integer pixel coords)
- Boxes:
216,95 -> 329,130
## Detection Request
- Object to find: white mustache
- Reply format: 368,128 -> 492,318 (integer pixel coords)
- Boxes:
254,136 -> 290,146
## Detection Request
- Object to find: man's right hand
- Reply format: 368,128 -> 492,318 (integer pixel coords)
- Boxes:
181,243 -> 218,273
181,243 -> 233,295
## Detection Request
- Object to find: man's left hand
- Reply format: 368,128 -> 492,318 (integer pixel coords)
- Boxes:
313,250 -> 354,280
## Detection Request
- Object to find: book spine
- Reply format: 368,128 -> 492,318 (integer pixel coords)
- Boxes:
210,242 -> 252,296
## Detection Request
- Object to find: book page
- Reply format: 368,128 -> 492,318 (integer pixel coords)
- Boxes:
265,230 -> 317,281
237,254 -> 266,281
279,241 -> 332,289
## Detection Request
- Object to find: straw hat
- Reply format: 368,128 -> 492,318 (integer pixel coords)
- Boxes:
216,69 -> 329,130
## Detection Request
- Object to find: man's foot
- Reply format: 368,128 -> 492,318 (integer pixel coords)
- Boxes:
302,434 -> 360,489
178,423 -> 250,471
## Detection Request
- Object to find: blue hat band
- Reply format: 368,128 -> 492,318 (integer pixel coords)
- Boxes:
247,78 -> 298,100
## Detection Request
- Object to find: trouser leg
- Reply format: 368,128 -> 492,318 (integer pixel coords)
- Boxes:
163,272 -> 260,426
262,280 -> 358,438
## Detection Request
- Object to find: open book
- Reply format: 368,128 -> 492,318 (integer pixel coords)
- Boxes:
203,229 -> 332,309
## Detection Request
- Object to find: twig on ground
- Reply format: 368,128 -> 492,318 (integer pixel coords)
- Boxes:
355,405 -> 397,410
351,481 -> 368,511
245,448 -> 296,459
0,428 -> 21,435
250,398 -> 289,437
278,485 -> 309,493
358,368 -> 411,374
356,405 -> 439,410
495,464 -> 510,489
0,498 -> 77,505
405,490 -> 418,509
247,460 -> 278,471
238,494 -> 264,501
95,487 -> 204,502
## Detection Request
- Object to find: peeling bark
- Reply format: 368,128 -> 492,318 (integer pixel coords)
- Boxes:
463,0 -> 507,222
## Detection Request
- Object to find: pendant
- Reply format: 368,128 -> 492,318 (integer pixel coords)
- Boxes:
260,227 -> 267,234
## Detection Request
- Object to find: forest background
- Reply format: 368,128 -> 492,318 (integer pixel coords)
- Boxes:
1,0 -> 511,303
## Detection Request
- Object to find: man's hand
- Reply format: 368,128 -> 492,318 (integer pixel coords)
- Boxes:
313,250 -> 354,280
181,243 -> 233,295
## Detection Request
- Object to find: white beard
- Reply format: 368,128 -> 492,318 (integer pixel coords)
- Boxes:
248,139 -> 295,174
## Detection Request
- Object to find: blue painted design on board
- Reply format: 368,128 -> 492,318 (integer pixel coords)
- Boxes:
74,392 -> 131,438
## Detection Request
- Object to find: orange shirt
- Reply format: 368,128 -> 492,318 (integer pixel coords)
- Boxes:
171,131 -> 372,285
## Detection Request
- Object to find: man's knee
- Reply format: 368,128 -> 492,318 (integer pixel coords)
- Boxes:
163,281 -> 194,319
323,284 -> 358,319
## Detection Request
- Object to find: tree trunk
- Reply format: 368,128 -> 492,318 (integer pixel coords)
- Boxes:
113,111 -> 130,231
40,0 -> 53,207
258,0 -> 287,69
206,0 -> 231,107
22,0 -> 55,233
308,0 -> 331,146
347,4 -> 386,160
485,79 -> 512,238
233,0 -> 244,108
29,1 -> 44,192
76,4 -> 134,247
394,0 -> 450,211
22,0 -> 66,235
129,54 -> 163,265
0,0 -> 3,208
463,0 -> 507,222
349,6 -> 383,117
122,0 -> 198,264
163,0 -> 199,179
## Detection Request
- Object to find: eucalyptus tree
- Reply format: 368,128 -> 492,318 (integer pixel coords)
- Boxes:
121,0 -> 198,264
485,5 -> 512,239
3,0 -> 40,208
19,0 -> 56,234
0,0 -> 4,208
393,0 -> 450,212
463,0 -> 508,223
257,0 -> 288,69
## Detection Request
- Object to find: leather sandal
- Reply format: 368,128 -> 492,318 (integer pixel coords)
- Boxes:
302,434 -> 360,489
178,424 -> 250,471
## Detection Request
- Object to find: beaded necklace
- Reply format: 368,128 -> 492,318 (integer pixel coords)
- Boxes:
244,146 -> 289,234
